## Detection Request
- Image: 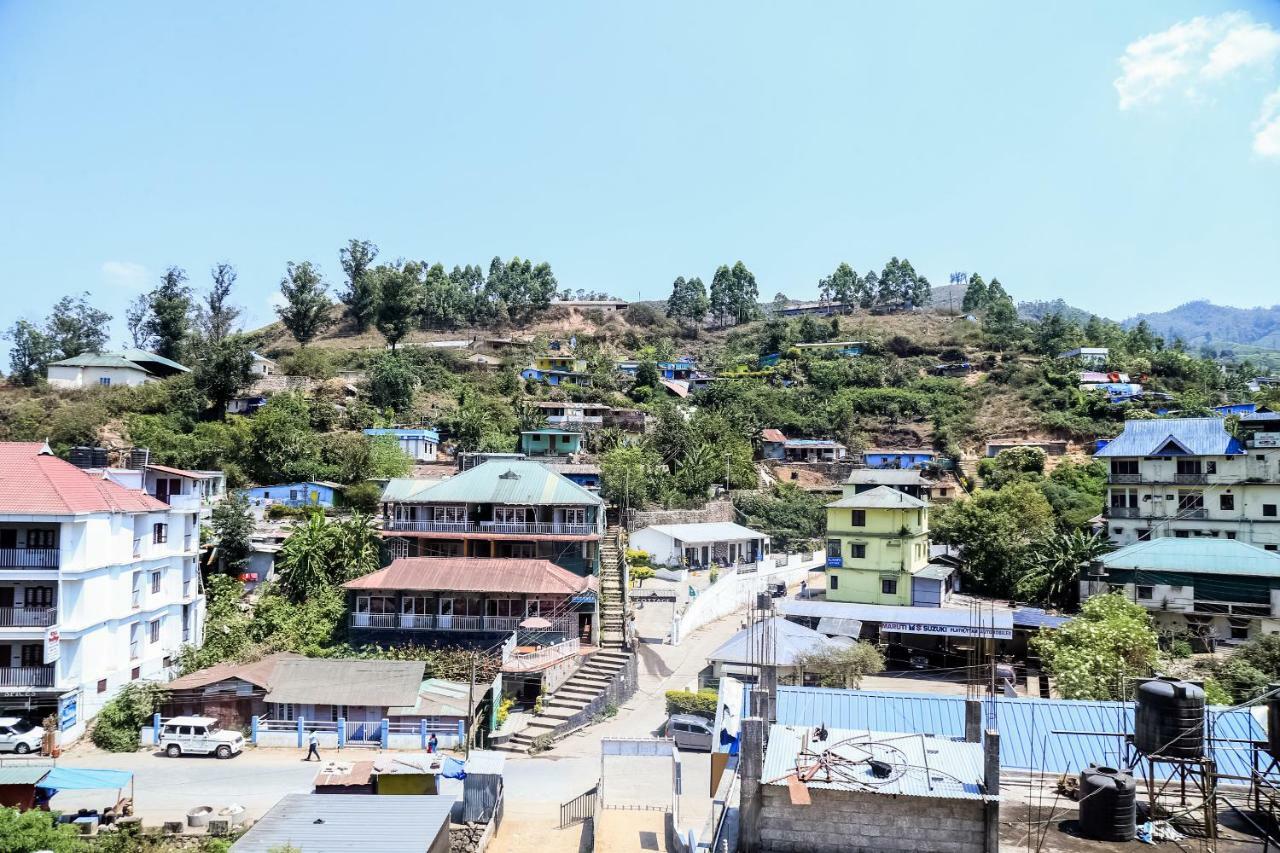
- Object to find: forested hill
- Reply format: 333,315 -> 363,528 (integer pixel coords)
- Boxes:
1123,300 -> 1280,351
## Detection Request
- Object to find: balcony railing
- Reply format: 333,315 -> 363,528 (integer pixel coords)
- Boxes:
0,665 -> 54,687
1107,506 -> 1141,518
1177,507 -> 1208,519
1173,473 -> 1209,485
0,607 -> 56,628
350,613 -> 574,634
160,493 -> 202,511
1109,473 -> 1142,484
504,638 -> 582,672
385,519 -> 596,536
0,548 -> 59,569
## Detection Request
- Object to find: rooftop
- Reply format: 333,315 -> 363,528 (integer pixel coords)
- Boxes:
0,442 -> 170,516
639,521 -> 769,542
760,428 -> 787,443
709,617 -> 847,667
230,793 -> 453,853
387,678 -> 488,718
392,460 -> 602,506
1093,416 -> 1243,457
826,485 -> 928,510
48,348 -> 190,374
379,477 -> 447,503
1098,537 -> 1280,577
778,600 -> 1013,636
264,659 -> 425,707
843,469 -> 931,487
165,651 -> 303,692
344,557 -> 597,596
362,427 -> 441,439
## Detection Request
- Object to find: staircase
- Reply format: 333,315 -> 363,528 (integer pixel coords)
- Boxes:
599,525 -> 627,650
500,649 -> 633,753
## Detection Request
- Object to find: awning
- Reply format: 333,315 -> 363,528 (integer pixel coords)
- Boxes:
37,767 -> 133,791
816,617 -> 863,638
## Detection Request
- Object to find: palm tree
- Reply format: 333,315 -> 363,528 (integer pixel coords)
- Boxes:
277,515 -> 337,601
1018,529 -> 1113,608
515,401 -> 549,433
331,514 -> 383,581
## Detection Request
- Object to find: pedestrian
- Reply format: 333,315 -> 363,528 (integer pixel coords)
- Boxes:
304,730 -> 320,761
800,580 -> 808,599
428,732 -> 438,754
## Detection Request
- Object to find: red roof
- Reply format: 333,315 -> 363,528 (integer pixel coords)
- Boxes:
0,442 -> 170,515
147,463 -> 212,479
344,557 -> 597,596
761,429 -> 787,443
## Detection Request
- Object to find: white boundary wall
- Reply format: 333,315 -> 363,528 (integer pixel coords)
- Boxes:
669,551 -> 823,645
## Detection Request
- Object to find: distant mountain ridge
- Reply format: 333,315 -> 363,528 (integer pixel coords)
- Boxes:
1123,300 -> 1280,349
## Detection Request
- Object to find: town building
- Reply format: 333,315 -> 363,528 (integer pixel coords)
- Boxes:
1058,346 -> 1110,366
0,442 -> 204,742
362,427 -> 440,463
1095,415 -> 1280,549
244,481 -> 343,509
760,429 -> 848,463
521,353 -> 591,386
792,341 -> 865,356
344,556 -> 596,646
249,352 -> 275,376
230,793 -> 455,853
616,358 -> 697,381
532,401 -> 609,427
862,448 -> 937,469
824,486 -> 955,607
630,521 -> 770,568
1082,537 -> 1280,645
706,617 -> 847,684
45,349 -> 189,389
519,428 -> 583,458
378,461 -> 605,575
540,461 -> 602,491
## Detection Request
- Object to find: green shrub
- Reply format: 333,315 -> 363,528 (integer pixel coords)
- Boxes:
91,681 -> 167,752
664,689 -> 717,718
343,481 -> 383,513
626,548 -> 651,566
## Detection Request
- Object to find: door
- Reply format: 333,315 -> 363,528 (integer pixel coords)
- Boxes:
0,588 -> 12,610
190,725 -> 210,754
154,478 -> 171,503
438,598 -> 454,630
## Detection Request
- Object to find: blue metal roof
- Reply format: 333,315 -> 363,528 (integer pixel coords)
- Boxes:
363,428 -> 440,440
1011,608 -> 1072,629
1093,417 -> 1244,458
775,686 -> 1264,778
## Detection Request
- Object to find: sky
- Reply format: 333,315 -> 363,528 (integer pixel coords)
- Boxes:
2,2 -> 1279,351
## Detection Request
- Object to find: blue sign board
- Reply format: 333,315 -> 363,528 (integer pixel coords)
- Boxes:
58,692 -> 79,732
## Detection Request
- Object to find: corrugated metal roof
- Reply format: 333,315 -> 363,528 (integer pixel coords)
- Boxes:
344,557 -> 596,594
1011,608 -> 1072,629
913,563 -> 956,581
399,460 -> 602,506
1093,417 -> 1244,457
761,429 -> 787,443
708,617 -> 846,666
0,766 -> 51,785
826,486 -> 928,509
784,439 -> 845,448
843,469 -> 930,486
520,428 -> 583,436
466,749 -> 507,775
1099,538 -> 1280,577
641,521 -> 768,542
763,725 -> 993,801
231,793 -> 452,852
165,651 -> 303,691
387,678 -> 487,717
775,686 -> 1265,778
380,477 -> 447,502
363,428 -> 440,440
264,659 -> 424,707
779,600 -> 1013,633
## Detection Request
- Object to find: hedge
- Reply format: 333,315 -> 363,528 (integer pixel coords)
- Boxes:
664,689 -> 717,719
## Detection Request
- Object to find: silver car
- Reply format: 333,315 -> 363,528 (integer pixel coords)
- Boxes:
665,714 -> 714,751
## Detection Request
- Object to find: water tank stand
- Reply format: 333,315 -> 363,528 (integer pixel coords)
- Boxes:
1124,738 -> 1217,844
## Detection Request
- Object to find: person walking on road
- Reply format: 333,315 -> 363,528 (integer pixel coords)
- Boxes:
428,732 -> 439,754
304,730 -> 320,761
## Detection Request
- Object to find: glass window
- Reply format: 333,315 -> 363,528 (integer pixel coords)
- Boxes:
494,506 -> 529,524
1136,586 -> 1154,600
826,539 -> 841,558
850,510 -> 866,527
829,575 -> 839,590
152,523 -> 168,544
881,578 -> 897,595
1265,505 -> 1278,518
99,377 -> 112,386
150,619 -> 161,643
151,571 -> 161,594
1221,494 -> 1235,510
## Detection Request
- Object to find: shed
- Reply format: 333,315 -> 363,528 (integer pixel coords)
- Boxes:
630,521 -> 770,568
313,761 -> 376,795
231,793 -> 454,853
0,764 -> 51,810
462,749 -> 506,823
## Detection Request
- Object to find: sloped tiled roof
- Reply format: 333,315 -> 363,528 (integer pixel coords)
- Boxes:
1093,417 -> 1244,457
760,429 -> 787,443
398,460 -> 602,506
826,485 -> 928,509
0,442 -> 170,515
344,557 -> 596,595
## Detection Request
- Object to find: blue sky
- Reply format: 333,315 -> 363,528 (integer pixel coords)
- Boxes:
2,2 -> 1279,348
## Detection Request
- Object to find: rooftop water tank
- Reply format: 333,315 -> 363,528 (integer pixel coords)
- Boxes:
1078,765 -> 1136,842
1135,677 -> 1205,759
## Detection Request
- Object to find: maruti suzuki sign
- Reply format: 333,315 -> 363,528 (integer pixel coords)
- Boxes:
880,621 -> 1012,640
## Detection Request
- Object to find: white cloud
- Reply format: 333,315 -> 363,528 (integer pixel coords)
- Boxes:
1253,87 -> 1280,158
1203,20 -> 1280,79
100,260 -> 149,290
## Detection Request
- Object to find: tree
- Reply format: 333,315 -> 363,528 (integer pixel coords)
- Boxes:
125,293 -> 151,347
45,293 -> 111,358
4,320 -> 53,386
666,276 -> 709,323
191,333 -> 255,417
338,239 -> 380,331
818,263 -> 859,312
246,393 -> 325,483
961,273 -> 989,313
794,641 -> 886,689
367,352 -> 418,414
982,290 -> 1022,351
276,514 -> 382,602
977,446 -> 1046,489
1033,593 -> 1158,700
729,261 -> 759,324
144,266 -> 194,362
709,265 -> 732,327
198,263 -> 242,343
931,481 -> 1055,596
276,261 -> 333,346
0,806 -> 84,853
374,261 -> 425,349
1016,529 -> 1113,607
211,492 -> 254,574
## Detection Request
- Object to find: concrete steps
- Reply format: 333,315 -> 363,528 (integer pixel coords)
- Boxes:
496,648 -> 633,753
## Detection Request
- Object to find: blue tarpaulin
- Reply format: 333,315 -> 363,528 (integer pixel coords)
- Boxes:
442,757 -> 467,780
37,767 -> 133,791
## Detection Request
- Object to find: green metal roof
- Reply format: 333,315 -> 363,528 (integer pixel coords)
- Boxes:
1099,538 -> 1280,577
391,460 -> 602,506
520,428 -> 583,436
827,485 -> 928,509
48,348 -> 190,374
0,766 -> 51,785
380,478 -> 446,502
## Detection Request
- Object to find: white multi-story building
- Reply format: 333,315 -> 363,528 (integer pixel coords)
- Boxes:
0,442 -> 205,743
1095,414 -> 1280,550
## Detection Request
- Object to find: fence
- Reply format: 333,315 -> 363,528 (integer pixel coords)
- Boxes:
559,784 -> 598,828
143,714 -> 466,752
505,638 -> 580,672
669,550 -> 824,645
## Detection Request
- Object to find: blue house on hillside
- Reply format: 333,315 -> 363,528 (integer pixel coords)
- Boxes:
245,481 -> 342,508
863,449 -> 937,470
520,428 -> 584,457
363,427 -> 440,462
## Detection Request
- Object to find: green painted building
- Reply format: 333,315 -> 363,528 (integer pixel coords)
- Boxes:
519,428 -> 584,457
825,486 -> 947,606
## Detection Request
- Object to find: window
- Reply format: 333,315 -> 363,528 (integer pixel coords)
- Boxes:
1111,459 -> 1139,477
1136,585 -> 1154,600
1265,505 -> 1278,518
563,508 -> 587,526
131,666 -> 140,680
330,705 -> 348,722
851,544 -> 867,559
20,644 -> 42,667
1175,530 -> 1190,538
152,523 -> 168,544
1207,461 -> 1217,474
131,572 -> 142,608
494,506 -> 528,524
509,543 -> 537,558
150,619 -> 161,644
826,539 -> 841,559
129,623 -> 141,659
1137,529 -> 1152,541
151,571 -> 161,594
273,703 -> 297,722
99,377 -> 111,386
1113,528 -> 1124,536
26,529 -> 54,549
1230,619 -> 1251,641
1221,494 -> 1235,510
829,575 -> 839,590
97,679 -> 107,694
1227,532 -> 1237,539
1177,493 -> 1204,511
850,510 -> 866,527
881,578 -> 898,596
1267,545 -> 1279,552
433,505 -> 467,524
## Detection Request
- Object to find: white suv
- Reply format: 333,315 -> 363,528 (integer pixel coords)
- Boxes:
0,717 -> 43,754
160,716 -> 244,759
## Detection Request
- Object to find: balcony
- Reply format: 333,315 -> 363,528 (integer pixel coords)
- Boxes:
1173,473 -> 1209,485
1177,507 -> 1208,519
1109,473 -> 1142,484
160,493 -> 202,511
0,548 -> 59,569
385,520 -> 596,536
547,415 -> 604,427
1107,506 -> 1141,518
0,607 -> 56,628
504,638 -> 582,672
350,613 -> 575,634
0,665 -> 55,688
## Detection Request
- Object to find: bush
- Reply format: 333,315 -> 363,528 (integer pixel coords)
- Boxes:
92,681 -> 167,752
343,481 -> 382,512
0,806 -> 83,853
664,689 -> 717,719
279,348 -> 336,379
626,548 -> 651,567
630,566 -> 655,587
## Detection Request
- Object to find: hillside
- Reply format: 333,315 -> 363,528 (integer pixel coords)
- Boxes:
1123,300 -> 1280,352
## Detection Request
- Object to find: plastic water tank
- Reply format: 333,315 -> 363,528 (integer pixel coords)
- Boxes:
1267,684 -> 1280,759
1135,677 -> 1205,759
1078,765 -> 1136,841
69,447 -> 93,468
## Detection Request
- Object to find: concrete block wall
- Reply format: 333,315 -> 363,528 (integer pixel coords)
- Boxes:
760,786 -> 987,853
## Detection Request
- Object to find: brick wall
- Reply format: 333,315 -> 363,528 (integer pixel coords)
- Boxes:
627,499 -> 735,529
760,785 -> 987,853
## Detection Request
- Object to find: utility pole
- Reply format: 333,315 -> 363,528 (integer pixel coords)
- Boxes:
466,653 -> 477,758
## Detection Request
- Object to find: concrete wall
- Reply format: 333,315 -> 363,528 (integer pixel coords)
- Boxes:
670,551 -> 823,645
627,500 -> 736,530
47,364 -> 152,388
760,785 -> 987,853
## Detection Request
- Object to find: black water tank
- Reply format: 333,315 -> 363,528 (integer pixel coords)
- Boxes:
1135,677 -> 1205,759
1078,765 -> 1136,841
90,447 -> 109,468
127,448 -> 150,470
1267,683 -> 1280,759
69,447 -> 93,468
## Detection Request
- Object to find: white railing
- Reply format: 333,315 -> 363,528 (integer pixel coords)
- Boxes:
0,607 -> 56,628
0,548 -> 59,569
0,666 -> 54,687
351,613 -> 574,633
388,520 -> 476,533
504,638 -> 581,671
164,493 -> 202,511
385,519 -> 597,536
547,415 -> 605,426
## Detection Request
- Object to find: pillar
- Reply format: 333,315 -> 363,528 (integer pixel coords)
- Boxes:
740,717 -> 764,853
338,718 -> 347,748
380,718 -> 390,749
419,719 -> 428,750
983,728 -> 1001,853
965,699 -> 982,743
250,716 -> 259,745
296,717 -> 305,749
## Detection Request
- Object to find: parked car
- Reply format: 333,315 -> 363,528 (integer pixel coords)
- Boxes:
0,717 -> 44,754
665,714 -> 714,752
160,716 -> 244,759
767,582 -> 787,598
